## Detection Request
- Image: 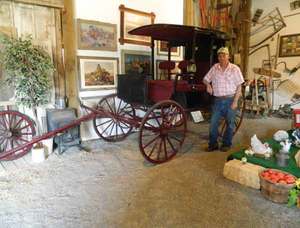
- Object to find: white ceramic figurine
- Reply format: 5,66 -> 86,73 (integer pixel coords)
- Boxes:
280,139 -> 292,153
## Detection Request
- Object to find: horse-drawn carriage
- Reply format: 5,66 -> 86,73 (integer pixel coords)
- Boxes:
0,24 -> 244,163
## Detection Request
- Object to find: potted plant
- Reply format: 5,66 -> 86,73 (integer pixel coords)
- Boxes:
0,35 -> 54,159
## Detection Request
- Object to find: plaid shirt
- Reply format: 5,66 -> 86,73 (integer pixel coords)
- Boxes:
203,63 -> 244,97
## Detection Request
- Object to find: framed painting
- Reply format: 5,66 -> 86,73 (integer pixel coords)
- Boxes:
78,57 -> 119,91
119,4 -> 155,46
77,19 -> 117,51
279,33 -> 300,57
121,50 -> 151,74
157,41 -> 181,57
156,60 -> 181,80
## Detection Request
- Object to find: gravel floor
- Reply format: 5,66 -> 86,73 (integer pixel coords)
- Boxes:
0,117 -> 299,228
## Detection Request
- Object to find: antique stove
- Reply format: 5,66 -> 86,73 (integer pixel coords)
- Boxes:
46,108 -> 81,154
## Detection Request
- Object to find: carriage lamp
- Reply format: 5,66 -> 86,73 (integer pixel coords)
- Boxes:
293,109 -> 300,128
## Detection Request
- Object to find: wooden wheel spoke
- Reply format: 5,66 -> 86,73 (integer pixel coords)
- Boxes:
118,122 -> 126,135
143,134 -> 160,149
9,140 -> 14,150
9,114 -> 17,129
7,114 -> 13,128
3,115 -> 9,128
163,138 -> 168,160
0,137 -> 6,145
166,136 -> 176,152
139,101 -> 186,164
0,116 -> 8,129
115,122 -> 118,138
169,111 -> 181,124
112,97 -> 117,113
12,117 -> 23,129
116,99 -> 122,114
104,99 -> 115,114
108,122 -> 116,137
151,112 -> 162,127
2,139 -> 9,150
122,110 -> 134,117
144,121 -> 159,129
148,140 -> 158,158
96,119 -> 113,127
93,94 -> 135,142
157,139 -> 163,161
101,120 -> 114,135
16,124 -> 30,131
118,123 -> 131,130
17,137 -> 29,143
119,104 -> 131,113
0,111 -> 35,160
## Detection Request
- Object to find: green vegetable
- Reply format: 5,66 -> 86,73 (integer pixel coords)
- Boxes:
287,188 -> 300,207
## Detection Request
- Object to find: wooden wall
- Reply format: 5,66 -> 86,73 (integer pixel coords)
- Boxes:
14,0 -> 64,8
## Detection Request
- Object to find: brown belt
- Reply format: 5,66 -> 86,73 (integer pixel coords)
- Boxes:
214,95 -> 234,99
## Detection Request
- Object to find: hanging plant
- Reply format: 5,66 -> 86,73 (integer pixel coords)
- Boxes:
0,35 -> 54,137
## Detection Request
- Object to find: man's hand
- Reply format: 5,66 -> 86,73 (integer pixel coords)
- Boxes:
231,101 -> 238,110
206,84 -> 213,95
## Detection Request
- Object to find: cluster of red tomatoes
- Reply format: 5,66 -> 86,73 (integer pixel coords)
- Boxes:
260,169 -> 296,185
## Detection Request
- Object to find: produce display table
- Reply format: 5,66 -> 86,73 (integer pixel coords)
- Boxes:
227,138 -> 300,178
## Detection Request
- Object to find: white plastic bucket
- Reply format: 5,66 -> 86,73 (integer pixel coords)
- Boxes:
32,147 -> 46,163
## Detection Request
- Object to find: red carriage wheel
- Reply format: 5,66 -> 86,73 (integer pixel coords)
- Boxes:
219,96 -> 245,138
93,94 -> 135,142
139,100 -> 187,164
0,110 -> 36,160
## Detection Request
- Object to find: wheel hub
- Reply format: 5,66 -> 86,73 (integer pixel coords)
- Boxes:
3,130 -> 13,138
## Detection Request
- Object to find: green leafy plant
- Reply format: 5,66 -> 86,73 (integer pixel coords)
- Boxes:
0,35 -> 54,136
287,178 -> 300,207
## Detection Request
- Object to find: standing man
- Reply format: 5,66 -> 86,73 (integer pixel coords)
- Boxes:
203,47 -> 244,152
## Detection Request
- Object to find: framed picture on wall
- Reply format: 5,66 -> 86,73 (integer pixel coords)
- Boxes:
157,41 -> 181,57
119,4 -> 155,46
156,60 -> 181,80
279,33 -> 300,57
77,19 -> 117,51
78,57 -> 119,91
121,50 -> 151,74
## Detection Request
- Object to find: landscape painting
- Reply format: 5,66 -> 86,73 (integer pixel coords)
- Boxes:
78,57 -> 119,91
121,50 -> 151,74
119,5 -> 155,46
77,19 -> 117,51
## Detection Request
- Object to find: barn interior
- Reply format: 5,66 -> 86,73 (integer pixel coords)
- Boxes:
1,0 -> 300,227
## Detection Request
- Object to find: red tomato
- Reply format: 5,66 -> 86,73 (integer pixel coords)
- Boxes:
286,178 -> 295,184
277,173 -> 285,178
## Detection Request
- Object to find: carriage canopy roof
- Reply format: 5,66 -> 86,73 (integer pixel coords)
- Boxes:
129,23 -> 230,46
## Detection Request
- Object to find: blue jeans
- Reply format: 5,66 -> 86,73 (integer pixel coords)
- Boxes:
209,97 -> 236,147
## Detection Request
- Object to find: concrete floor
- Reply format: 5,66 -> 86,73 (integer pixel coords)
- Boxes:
0,117 -> 300,227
